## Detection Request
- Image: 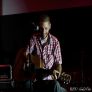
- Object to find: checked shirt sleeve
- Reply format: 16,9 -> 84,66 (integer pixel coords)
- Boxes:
54,40 -> 62,64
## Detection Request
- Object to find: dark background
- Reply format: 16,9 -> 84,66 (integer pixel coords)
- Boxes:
1,6 -> 92,86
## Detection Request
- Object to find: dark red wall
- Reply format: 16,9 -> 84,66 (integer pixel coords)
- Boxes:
2,0 -> 92,15
25,0 -> 92,11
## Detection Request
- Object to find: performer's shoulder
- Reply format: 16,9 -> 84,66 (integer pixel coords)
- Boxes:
50,34 -> 59,42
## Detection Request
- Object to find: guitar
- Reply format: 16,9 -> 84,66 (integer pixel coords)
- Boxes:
26,54 -> 71,84
13,48 -> 71,84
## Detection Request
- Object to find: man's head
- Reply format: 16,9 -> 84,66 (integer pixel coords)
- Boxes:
38,15 -> 51,39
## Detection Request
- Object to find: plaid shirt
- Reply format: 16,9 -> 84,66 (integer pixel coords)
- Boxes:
26,33 -> 62,80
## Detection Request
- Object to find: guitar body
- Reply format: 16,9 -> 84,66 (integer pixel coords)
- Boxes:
13,48 -> 27,81
13,48 -> 45,81
31,54 -> 45,69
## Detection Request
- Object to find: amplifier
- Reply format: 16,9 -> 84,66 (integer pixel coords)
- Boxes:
0,64 -> 13,89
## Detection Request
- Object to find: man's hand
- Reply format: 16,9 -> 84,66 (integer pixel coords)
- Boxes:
51,70 -> 60,80
51,64 -> 62,80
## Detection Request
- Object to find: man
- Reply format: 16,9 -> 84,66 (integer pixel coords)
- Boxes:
14,15 -> 67,92
25,15 -> 62,80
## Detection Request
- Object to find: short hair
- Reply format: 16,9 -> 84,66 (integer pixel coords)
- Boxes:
39,15 -> 51,23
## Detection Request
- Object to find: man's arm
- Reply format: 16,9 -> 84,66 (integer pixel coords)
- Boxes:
51,40 -> 62,79
54,64 -> 62,77
51,64 -> 62,79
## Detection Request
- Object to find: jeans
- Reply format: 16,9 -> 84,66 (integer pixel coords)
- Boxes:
15,80 -> 67,92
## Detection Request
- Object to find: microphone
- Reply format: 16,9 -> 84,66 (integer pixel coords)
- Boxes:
32,22 -> 39,31
31,22 -> 40,37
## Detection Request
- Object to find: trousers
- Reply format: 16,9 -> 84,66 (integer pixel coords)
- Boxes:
15,80 -> 67,92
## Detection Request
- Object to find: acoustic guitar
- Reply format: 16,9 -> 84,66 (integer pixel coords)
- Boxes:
13,48 -> 71,85
26,54 -> 71,84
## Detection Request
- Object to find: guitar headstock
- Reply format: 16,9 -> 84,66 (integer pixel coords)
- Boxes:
59,72 -> 71,85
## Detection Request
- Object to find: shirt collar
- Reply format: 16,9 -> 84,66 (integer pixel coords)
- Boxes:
47,33 -> 50,45
39,33 -> 51,45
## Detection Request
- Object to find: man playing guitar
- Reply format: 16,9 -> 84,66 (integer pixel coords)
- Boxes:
13,15 -> 67,92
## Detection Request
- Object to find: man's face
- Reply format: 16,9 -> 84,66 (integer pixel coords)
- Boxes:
39,21 -> 51,39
